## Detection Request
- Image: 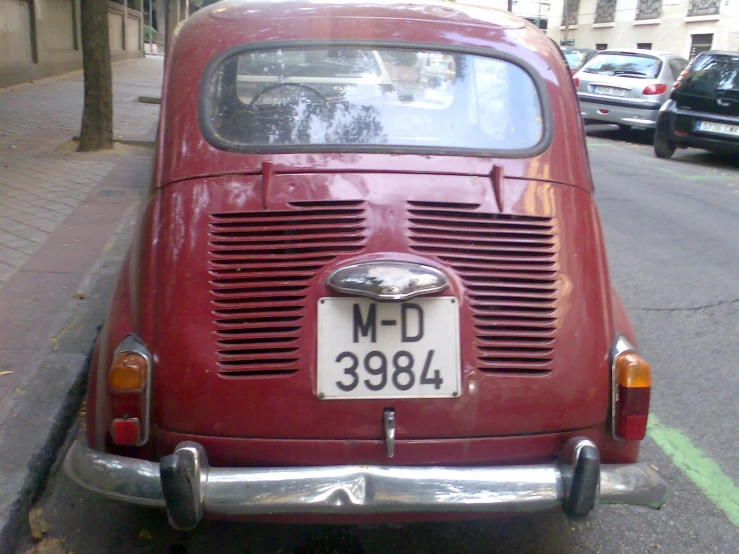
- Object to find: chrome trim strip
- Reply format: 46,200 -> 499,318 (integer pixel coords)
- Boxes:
599,464 -> 668,509
64,439 -> 165,508
64,437 -> 667,524
383,409 -> 396,458
609,334 -> 636,439
113,334 -> 153,447
327,261 -> 449,302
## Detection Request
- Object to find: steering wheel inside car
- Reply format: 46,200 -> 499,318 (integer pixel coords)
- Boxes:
248,82 -> 327,108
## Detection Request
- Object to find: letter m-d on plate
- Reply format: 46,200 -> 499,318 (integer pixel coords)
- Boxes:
352,303 -> 424,343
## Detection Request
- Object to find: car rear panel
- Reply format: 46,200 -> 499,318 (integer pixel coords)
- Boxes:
674,54 -> 739,119
666,53 -> 739,145
576,52 -> 674,123
151,172 -> 611,441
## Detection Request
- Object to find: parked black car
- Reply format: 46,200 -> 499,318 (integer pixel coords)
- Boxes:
654,51 -> 739,159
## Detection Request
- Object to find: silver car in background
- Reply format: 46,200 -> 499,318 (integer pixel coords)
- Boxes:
575,49 -> 688,130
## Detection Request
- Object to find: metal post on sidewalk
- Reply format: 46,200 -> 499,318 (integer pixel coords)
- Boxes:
149,0 -> 154,55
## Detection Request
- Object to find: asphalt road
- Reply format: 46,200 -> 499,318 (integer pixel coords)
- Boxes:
18,127 -> 739,554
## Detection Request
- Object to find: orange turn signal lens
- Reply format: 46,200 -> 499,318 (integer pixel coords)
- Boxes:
108,352 -> 147,392
615,351 -> 651,388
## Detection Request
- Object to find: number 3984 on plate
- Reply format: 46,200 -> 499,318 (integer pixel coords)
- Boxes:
316,297 -> 460,399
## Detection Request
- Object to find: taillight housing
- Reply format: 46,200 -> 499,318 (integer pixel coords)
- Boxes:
673,69 -> 689,89
108,335 -> 152,446
610,336 -> 651,440
573,76 -> 579,88
643,83 -> 668,95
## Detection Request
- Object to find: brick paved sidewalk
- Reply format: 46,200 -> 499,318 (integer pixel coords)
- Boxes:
0,56 -> 162,285
0,55 -> 162,402
0,56 -> 163,552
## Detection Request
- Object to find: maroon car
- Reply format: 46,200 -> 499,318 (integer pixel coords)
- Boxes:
64,0 -> 667,529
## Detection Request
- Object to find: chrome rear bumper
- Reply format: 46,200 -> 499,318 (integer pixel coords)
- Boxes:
64,437 -> 667,530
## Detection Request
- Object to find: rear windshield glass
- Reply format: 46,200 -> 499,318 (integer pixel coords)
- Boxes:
202,47 -> 544,152
563,50 -> 587,69
680,54 -> 739,99
582,53 -> 662,79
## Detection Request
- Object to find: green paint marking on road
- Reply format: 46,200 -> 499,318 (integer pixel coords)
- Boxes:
648,415 -> 739,527
655,166 -> 739,181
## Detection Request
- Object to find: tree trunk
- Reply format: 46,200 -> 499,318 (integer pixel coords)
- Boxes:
78,0 -> 113,152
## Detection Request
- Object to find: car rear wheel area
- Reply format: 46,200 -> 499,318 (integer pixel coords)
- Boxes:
654,133 -> 677,159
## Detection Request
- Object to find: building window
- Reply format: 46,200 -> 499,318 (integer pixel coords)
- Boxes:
637,43 -> 653,49
636,0 -> 662,20
563,0 -> 580,26
524,17 -> 549,30
594,0 -> 616,23
595,43 -> 608,50
689,34 -> 713,59
687,0 -> 720,16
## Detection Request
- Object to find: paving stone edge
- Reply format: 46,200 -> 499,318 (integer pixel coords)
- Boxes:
0,203 -> 139,554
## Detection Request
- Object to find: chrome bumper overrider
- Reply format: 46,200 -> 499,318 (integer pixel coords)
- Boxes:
64,437 -> 667,530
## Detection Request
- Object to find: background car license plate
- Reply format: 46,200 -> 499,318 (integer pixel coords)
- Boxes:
696,120 -> 739,137
317,297 -> 460,399
594,86 -> 626,97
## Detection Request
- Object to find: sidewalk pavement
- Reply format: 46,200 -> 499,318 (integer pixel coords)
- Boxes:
0,57 -> 163,553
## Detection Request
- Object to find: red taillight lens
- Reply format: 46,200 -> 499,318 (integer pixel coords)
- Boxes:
643,84 -> 668,95
573,76 -> 579,87
614,351 -> 651,440
111,418 -> 141,446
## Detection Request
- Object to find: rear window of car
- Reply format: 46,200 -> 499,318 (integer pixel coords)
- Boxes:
680,54 -> 739,99
201,46 -> 546,154
563,50 -> 588,69
582,52 -> 662,79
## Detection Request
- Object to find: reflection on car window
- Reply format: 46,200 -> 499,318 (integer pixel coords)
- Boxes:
681,55 -> 739,99
582,53 -> 662,79
564,51 -> 585,69
204,47 -> 544,151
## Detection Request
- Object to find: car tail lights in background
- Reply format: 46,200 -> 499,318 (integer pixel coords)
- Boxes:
573,76 -> 579,88
673,67 -> 692,88
643,84 -> 668,95
610,337 -> 651,440
108,336 -> 151,446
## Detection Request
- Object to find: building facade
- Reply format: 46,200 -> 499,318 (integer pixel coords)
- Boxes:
0,0 -> 147,88
460,0 -> 552,29
515,0 -> 552,28
547,0 -> 739,58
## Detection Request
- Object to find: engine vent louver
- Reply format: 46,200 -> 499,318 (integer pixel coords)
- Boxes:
407,201 -> 559,374
209,201 -> 367,376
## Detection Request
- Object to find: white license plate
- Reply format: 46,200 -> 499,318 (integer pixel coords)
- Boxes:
696,120 -> 739,137
317,297 -> 460,399
594,86 -> 627,97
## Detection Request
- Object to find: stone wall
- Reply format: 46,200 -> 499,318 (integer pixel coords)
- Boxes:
0,0 -> 144,88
